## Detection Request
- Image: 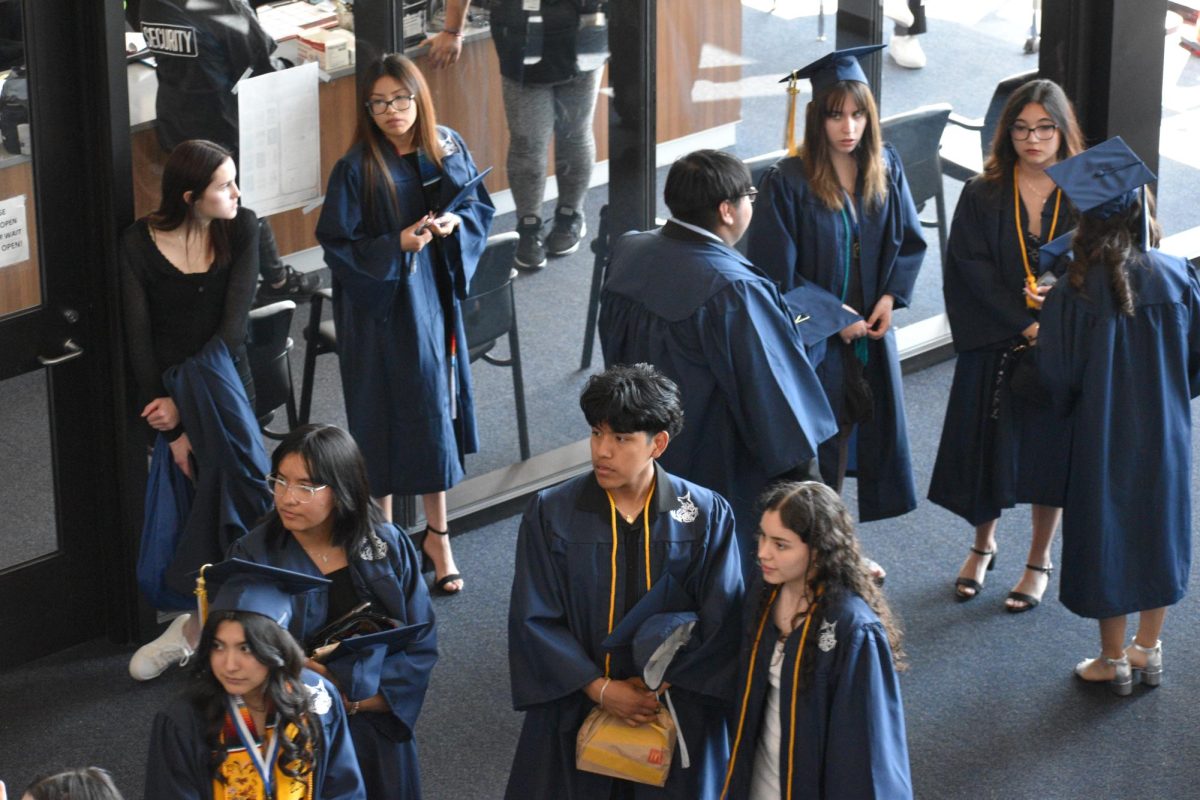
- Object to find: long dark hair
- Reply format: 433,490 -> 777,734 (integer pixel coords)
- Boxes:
266,423 -> 385,558
1066,190 -> 1162,317
982,79 -> 1084,183
755,482 -> 905,688
146,139 -> 236,268
799,80 -> 887,212
23,768 -> 125,800
355,53 -> 444,225
190,611 -> 321,783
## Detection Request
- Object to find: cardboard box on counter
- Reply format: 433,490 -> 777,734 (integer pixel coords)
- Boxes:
297,28 -> 355,71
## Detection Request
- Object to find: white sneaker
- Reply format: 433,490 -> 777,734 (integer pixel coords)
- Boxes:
883,0 -> 914,28
129,613 -> 195,681
889,34 -> 927,69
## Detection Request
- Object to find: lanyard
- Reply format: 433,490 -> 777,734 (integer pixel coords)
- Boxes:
226,695 -> 282,798
839,203 -> 869,365
602,482 -> 655,678
1014,167 -> 1062,310
837,197 -> 859,304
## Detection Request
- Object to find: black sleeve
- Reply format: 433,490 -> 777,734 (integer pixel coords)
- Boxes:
120,223 -> 168,409
215,207 -> 260,351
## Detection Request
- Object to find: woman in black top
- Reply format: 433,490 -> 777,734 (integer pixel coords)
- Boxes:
120,138 -> 259,473
121,139 -> 265,681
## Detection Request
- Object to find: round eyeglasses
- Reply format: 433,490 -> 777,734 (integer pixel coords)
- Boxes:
267,476 -> 329,504
1009,124 -> 1059,141
366,94 -> 416,115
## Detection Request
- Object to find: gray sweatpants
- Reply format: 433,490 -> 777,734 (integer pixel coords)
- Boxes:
501,67 -> 604,220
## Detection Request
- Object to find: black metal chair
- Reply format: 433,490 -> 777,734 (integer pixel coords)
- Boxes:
246,299 -> 298,440
298,287 -> 335,426
464,231 -> 531,461
940,69 -> 1038,182
881,103 -> 952,264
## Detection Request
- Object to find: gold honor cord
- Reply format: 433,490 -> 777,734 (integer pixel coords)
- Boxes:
1014,167 -> 1062,309
784,607 -> 819,799
719,586 -> 781,800
602,482 -> 657,678
720,586 -> 822,800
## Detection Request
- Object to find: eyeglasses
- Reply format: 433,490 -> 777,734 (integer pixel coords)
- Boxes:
735,188 -> 758,205
366,94 -> 416,115
267,476 -> 329,503
1009,123 -> 1059,141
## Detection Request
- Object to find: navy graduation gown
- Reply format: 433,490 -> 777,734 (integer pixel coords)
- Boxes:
928,174 -> 1073,525
746,145 -> 924,521
506,464 -> 744,799
599,222 -> 837,547
229,521 -> 437,800
144,670 -> 367,799
316,128 -> 495,497
723,583 -> 912,800
159,337 -> 272,604
1039,250 -> 1200,618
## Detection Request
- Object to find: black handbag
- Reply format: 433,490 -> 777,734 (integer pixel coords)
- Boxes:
841,345 -> 875,425
1005,342 -> 1051,408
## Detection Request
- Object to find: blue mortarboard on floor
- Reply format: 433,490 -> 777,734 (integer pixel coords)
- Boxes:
1044,136 -> 1156,219
322,623 -> 433,701
202,559 -> 330,627
780,44 -> 886,93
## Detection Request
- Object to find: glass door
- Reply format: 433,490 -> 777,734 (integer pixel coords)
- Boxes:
0,0 -> 130,667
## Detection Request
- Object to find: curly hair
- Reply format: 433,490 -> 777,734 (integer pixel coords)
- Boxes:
189,611 -> 323,784
754,481 -> 905,689
1066,189 -> 1162,317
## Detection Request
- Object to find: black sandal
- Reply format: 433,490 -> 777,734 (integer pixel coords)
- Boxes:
954,546 -> 997,601
1005,563 -> 1053,613
422,525 -> 463,595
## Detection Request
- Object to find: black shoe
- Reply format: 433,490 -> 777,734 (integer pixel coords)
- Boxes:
954,546 -> 997,601
256,264 -> 320,305
544,207 -> 587,256
514,216 -> 547,270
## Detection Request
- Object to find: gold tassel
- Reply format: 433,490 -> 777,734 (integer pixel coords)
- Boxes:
195,563 -> 212,625
784,76 -> 801,156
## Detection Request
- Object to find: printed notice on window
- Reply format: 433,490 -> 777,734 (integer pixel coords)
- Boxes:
238,61 -> 321,217
0,194 -> 29,269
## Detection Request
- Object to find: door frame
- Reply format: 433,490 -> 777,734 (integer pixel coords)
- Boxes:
0,0 -> 141,667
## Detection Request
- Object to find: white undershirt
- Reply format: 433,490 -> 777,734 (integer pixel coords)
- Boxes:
749,639 -> 787,799
666,217 -> 725,243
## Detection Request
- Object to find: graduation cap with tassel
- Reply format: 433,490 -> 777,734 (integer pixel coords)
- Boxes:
1044,135 -> 1157,252
194,559 -> 329,627
778,44 -> 886,155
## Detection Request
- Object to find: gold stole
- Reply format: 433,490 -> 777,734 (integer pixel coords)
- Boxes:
213,721 -> 313,800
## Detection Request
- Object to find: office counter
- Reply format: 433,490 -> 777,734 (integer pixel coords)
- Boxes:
127,0 -> 741,256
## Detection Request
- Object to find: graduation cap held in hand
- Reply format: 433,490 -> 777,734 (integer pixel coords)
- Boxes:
322,622 -> 434,702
